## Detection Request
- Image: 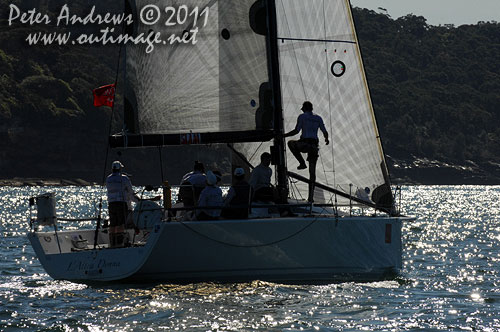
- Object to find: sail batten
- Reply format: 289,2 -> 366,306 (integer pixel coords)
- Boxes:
110,130 -> 275,148
277,37 -> 357,44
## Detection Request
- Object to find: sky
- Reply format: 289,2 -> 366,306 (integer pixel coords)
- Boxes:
350,0 -> 500,26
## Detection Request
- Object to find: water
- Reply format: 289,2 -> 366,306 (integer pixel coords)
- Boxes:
1,185 -> 500,331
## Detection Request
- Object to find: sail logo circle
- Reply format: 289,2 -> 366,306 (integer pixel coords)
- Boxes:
331,61 -> 346,77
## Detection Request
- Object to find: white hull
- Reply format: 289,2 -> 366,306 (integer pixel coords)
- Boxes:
29,216 -> 403,283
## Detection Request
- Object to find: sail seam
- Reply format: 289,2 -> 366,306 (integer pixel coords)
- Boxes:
322,0 -> 334,193
279,0 -> 307,99
277,37 -> 356,44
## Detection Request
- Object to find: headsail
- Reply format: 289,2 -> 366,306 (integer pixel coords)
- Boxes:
240,0 -> 393,210
278,0 -> 392,209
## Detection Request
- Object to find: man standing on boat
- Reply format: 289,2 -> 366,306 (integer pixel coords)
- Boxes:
179,161 -> 206,206
249,152 -> 274,202
197,171 -> 223,220
106,161 -> 138,248
223,168 -> 251,219
284,101 -> 329,202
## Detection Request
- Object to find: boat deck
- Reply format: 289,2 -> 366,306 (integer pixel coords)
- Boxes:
32,228 -> 149,255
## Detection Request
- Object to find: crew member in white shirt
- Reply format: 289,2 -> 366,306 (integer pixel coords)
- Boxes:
179,161 -> 206,206
106,161 -> 138,247
197,171 -> 223,220
284,101 -> 329,202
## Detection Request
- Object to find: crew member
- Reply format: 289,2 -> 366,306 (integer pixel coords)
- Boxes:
284,101 -> 329,202
179,161 -> 206,206
106,161 -> 138,248
249,152 -> 274,202
223,168 -> 251,219
197,171 -> 223,220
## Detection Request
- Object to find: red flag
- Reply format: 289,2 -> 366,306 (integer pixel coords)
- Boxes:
92,84 -> 116,107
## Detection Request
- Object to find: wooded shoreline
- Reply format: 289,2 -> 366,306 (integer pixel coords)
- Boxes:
1,4 -> 499,186
0,178 -> 96,187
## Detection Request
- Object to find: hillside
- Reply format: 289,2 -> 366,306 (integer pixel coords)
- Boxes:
0,3 -> 499,185
353,8 -> 500,183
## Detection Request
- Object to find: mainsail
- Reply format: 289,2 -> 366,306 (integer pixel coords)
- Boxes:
122,0 -> 273,140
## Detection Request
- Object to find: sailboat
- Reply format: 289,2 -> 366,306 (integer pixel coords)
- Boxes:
28,0 -> 407,283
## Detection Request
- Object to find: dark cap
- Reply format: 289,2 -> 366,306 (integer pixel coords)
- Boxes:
301,101 -> 313,111
194,161 -> 205,172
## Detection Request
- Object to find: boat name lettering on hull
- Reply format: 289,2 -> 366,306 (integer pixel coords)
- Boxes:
67,259 -> 121,272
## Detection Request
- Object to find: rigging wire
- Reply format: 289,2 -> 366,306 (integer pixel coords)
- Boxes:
100,33 -> 125,187
322,0 -> 338,205
176,208 -> 328,248
288,178 -> 298,200
278,0 -> 310,201
278,0 -> 342,204
248,141 -> 265,164
288,176 -> 304,202
93,23 -> 126,247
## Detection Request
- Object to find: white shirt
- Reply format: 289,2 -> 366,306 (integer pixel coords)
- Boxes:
182,171 -> 206,187
197,185 -> 223,217
295,112 -> 327,139
355,187 -> 372,202
249,164 -> 272,191
106,172 -> 136,208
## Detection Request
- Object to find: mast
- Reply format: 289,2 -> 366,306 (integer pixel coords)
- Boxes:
266,0 -> 288,202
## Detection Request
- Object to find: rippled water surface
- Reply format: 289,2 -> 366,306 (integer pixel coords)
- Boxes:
1,185 -> 499,331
